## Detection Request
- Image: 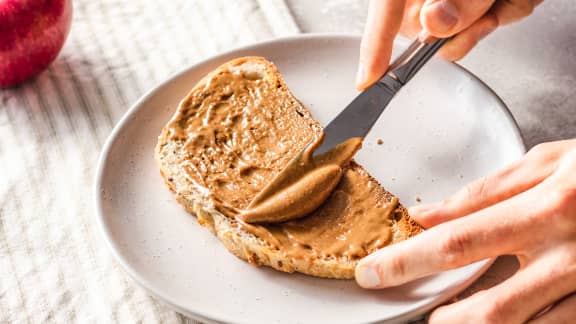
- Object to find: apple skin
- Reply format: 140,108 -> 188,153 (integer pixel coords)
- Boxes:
0,0 -> 72,88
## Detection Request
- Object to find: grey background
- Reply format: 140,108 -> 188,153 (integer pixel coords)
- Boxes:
287,0 -> 576,148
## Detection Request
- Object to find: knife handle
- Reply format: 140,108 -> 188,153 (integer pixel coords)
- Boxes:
383,37 -> 450,86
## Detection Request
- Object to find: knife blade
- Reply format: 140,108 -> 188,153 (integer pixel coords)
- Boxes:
314,37 -> 449,155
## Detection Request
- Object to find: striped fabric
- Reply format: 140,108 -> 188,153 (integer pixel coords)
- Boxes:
0,1 -> 298,322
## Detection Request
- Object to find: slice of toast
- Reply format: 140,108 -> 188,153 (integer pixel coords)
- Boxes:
155,57 -> 421,279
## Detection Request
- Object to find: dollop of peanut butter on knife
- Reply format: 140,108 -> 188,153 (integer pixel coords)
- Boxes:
237,134 -> 363,223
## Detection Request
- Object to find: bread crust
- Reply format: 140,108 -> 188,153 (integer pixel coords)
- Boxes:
155,57 -> 421,279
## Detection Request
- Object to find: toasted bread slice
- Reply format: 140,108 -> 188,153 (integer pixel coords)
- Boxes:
155,57 -> 421,279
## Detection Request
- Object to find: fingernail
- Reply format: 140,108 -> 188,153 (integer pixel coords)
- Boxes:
355,61 -> 367,90
423,0 -> 459,34
355,263 -> 381,288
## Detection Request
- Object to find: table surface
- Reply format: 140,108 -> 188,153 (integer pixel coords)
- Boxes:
286,0 -> 575,304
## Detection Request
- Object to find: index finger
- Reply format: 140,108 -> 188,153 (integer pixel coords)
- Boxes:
356,0 -> 406,90
355,185 -> 548,288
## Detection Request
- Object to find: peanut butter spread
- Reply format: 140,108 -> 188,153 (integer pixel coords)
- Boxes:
166,66 -> 397,259
238,134 -> 362,223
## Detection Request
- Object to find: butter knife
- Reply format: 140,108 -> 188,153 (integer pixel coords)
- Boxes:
246,38 -> 449,212
315,37 -> 449,155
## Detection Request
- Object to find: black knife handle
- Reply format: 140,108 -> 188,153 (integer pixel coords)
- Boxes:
381,37 -> 450,86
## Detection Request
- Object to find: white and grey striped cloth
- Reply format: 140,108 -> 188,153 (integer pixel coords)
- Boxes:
0,1 -> 298,322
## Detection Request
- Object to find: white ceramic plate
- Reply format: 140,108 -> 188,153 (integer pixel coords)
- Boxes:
95,34 -> 525,324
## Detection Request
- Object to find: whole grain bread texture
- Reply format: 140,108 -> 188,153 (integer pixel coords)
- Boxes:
155,56 -> 421,279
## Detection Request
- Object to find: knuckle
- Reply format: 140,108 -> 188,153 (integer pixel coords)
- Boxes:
560,149 -> 576,169
389,256 -> 406,280
519,1 -> 535,17
503,0 -> 535,19
495,0 -> 536,25
485,13 -> 500,30
546,188 -> 576,232
438,230 -> 473,267
481,302 -> 509,324
548,187 -> 576,212
527,142 -> 552,158
466,177 -> 489,200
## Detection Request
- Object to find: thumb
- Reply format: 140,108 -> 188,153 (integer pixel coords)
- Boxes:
420,0 -> 495,37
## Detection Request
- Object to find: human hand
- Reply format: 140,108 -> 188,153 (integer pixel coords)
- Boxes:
355,139 -> 576,323
356,0 -> 544,90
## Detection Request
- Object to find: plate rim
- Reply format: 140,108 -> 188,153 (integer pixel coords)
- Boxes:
94,33 -> 526,323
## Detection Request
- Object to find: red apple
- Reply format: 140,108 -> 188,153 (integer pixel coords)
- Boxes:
0,0 -> 72,87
